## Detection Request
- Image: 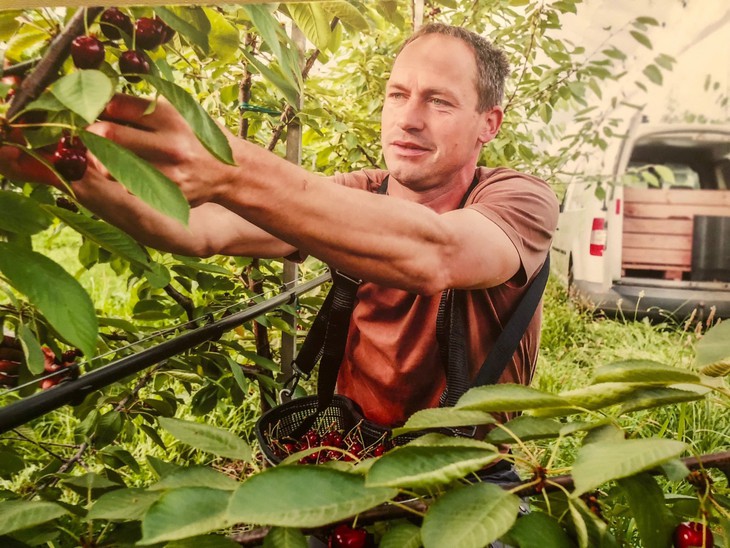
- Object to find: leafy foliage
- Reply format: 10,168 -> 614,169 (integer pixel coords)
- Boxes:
0,1 -> 728,547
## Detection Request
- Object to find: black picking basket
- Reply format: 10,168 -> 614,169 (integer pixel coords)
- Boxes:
255,395 -> 406,465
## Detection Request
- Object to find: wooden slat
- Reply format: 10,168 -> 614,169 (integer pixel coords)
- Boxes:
622,247 -> 691,268
622,233 -> 692,251
623,203 -> 730,219
624,188 -> 730,207
623,217 -> 693,236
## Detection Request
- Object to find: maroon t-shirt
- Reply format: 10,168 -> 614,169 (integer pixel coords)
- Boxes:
332,167 -> 559,426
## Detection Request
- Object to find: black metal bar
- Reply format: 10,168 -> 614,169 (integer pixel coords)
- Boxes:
0,272 -> 331,434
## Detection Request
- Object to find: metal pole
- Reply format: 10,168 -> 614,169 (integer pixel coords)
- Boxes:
280,24 -> 306,388
0,272 -> 330,435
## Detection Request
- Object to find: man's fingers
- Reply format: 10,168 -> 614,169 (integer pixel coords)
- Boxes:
99,93 -> 172,129
86,119 -> 172,163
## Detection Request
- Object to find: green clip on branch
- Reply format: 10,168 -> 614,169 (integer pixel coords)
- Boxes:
239,102 -> 282,116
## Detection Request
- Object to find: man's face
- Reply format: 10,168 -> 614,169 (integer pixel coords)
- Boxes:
381,33 -> 500,192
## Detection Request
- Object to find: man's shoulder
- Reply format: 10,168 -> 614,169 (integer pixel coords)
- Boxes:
476,166 -> 547,186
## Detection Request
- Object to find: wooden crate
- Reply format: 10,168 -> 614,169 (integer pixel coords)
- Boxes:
622,188 -> 730,280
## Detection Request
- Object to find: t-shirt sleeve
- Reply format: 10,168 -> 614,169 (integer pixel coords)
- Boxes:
466,168 -> 559,287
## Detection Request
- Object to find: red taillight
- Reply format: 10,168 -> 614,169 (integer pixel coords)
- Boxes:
590,217 -> 607,256
615,199 -> 621,215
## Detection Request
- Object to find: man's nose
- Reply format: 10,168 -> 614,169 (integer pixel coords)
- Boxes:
396,98 -> 425,131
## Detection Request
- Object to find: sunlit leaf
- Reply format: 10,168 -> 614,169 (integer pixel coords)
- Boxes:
421,482 -> 520,548
51,70 -> 114,124
366,443 -> 500,488
147,76 -> 234,165
391,407 -> 495,436
158,417 -> 252,461
572,438 -> 686,496
228,466 -> 397,527
593,360 -> 700,385
87,488 -> 162,521
455,384 -> 568,412
80,131 -> 190,226
287,3 -> 332,51
696,321 -> 730,374
140,487 -> 232,544
0,243 -> 97,358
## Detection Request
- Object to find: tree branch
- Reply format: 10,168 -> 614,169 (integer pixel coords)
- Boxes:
7,7 -> 104,119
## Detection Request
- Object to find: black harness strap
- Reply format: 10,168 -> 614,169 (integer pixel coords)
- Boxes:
283,171 -> 549,432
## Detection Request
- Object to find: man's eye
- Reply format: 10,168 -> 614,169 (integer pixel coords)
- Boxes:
430,97 -> 447,105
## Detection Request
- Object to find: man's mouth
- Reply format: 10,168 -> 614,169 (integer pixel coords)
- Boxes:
391,140 -> 430,155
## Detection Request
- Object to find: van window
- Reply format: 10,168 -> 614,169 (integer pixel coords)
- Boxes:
623,162 -> 700,189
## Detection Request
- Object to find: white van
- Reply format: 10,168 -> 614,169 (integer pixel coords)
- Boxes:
550,121 -> 730,321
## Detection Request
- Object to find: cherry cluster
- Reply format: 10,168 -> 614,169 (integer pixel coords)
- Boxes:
270,425 -> 389,464
40,346 -> 81,389
70,8 -> 174,82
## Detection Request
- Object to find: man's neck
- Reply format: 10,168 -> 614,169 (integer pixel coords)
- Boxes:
387,169 -> 478,213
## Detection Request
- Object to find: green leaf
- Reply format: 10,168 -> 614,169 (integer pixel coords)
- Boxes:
0,243 -> 97,358
158,417 -> 252,461
147,76 -> 234,166
379,522 -> 422,548
0,10 -> 22,41
140,487 -> 232,545
244,4 -> 285,70
263,527 -> 307,548
643,64 -> 663,85
630,30 -> 652,49
617,474 -> 674,548
17,322 -> 44,375
391,407 -> 495,436
80,130 -> 190,226
228,466 -> 397,527
696,321 -> 730,373
455,383 -> 568,412
156,6 -> 210,53
287,3 -> 332,50
557,382 -> 647,411
167,536 -> 240,548
505,511 -> 574,547
51,70 -> 114,124
45,205 -> 151,269
319,1 -> 370,32
618,386 -> 708,414
87,488 -> 162,521
242,49 -> 300,107
593,359 -> 701,385
0,500 -> 68,535
421,482 -> 520,548
366,443 -> 500,488
150,466 -> 240,492
204,8 -> 240,63
0,191 -> 51,235
572,438 -> 686,496
486,416 -> 573,444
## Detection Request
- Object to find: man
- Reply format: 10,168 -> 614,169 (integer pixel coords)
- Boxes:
1,23 -> 558,427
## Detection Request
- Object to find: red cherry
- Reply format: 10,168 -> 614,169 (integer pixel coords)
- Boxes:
71,35 -> 105,69
40,377 -> 59,390
42,346 -> 60,373
674,521 -> 714,547
134,17 -> 165,50
155,16 -> 175,44
372,444 -> 387,457
322,430 -> 343,448
328,524 -> 370,548
118,50 -> 150,83
53,147 -> 87,181
301,429 -> 320,448
99,8 -> 133,41
57,134 -> 86,152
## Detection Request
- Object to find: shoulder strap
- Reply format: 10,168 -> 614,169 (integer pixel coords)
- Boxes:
474,253 -> 550,387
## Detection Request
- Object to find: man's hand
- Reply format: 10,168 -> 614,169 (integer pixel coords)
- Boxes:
88,94 -> 240,207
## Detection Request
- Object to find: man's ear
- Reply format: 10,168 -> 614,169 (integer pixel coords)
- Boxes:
478,106 -> 503,144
